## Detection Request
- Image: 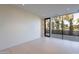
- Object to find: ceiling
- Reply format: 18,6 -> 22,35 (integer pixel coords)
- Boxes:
17,4 -> 79,18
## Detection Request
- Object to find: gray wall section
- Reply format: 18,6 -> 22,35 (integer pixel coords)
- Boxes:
0,5 -> 41,50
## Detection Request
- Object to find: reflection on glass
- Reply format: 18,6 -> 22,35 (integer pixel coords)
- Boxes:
63,14 -> 73,35
46,20 -> 49,32
44,12 -> 79,42
52,16 -> 62,34
44,18 -> 50,37
73,13 -> 79,36
51,16 -> 63,39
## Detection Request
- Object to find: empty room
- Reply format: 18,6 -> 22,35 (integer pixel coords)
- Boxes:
0,4 -> 79,54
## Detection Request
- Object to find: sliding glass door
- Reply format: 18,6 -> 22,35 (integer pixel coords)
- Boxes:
51,16 -> 63,39
73,13 -> 79,36
72,13 -> 79,41
63,13 -> 79,41
44,18 -> 50,37
44,12 -> 79,42
62,14 -> 74,41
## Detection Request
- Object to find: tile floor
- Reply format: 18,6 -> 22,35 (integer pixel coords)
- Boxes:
0,37 -> 79,54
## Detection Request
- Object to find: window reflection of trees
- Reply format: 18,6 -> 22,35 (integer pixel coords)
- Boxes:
63,14 -> 73,35
52,16 -> 62,34
51,13 -> 79,36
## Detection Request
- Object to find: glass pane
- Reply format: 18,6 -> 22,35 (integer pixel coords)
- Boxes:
44,18 -> 50,37
51,16 -> 63,39
72,13 -> 79,42
44,13 -> 79,42
63,14 -> 73,40
63,14 -> 73,35
73,13 -> 79,35
63,13 -> 79,42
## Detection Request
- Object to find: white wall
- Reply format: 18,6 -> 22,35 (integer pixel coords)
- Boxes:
0,5 -> 41,50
